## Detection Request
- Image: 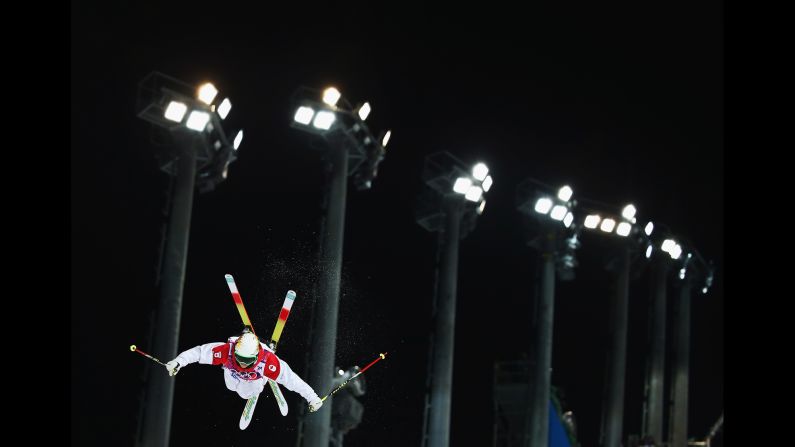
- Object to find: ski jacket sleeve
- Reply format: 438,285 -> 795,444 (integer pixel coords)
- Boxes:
274,357 -> 321,404
174,342 -> 227,367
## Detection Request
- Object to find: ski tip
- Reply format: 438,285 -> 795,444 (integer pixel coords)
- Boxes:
286,290 -> 296,300
380,352 -> 386,359
239,396 -> 257,430
225,274 -> 233,280
130,345 -> 136,351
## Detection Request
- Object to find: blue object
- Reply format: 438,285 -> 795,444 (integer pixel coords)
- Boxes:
549,399 -> 572,447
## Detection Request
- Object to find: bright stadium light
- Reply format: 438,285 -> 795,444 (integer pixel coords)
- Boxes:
453,177 -> 472,194
670,244 -> 683,260
186,110 -> 211,131
197,82 -> 218,105
294,106 -> 315,125
646,244 -> 653,258
482,175 -> 493,192
478,200 -> 486,215
662,239 -> 676,253
357,102 -> 371,120
312,110 -> 336,130
291,84 -> 392,192
465,186 -> 483,202
584,214 -> 601,229
558,185 -> 573,202
322,87 -> 341,106
217,98 -> 232,119
600,218 -> 616,233
616,222 -> 632,237
645,222 -> 654,236
164,101 -> 188,122
473,163 -> 489,181
233,130 -> 243,150
535,197 -> 553,214
621,204 -> 637,222
563,212 -> 574,228
137,71 -> 243,195
550,205 -> 567,221
382,130 -> 392,147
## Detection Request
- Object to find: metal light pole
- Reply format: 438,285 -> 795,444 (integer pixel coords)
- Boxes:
669,254 -> 715,447
574,202 -> 644,447
135,72 -> 242,447
603,247 -> 630,447
528,232 -> 557,447
290,86 -> 391,447
417,152 -> 492,447
303,143 -> 348,447
138,142 -> 196,447
643,256 -> 668,444
425,194 -> 464,447
668,275 -> 692,447
516,181 -> 578,447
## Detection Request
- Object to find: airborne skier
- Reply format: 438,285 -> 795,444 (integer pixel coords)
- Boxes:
161,275 -> 322,429
131,275 -> 385,430
164,326 -> 323,413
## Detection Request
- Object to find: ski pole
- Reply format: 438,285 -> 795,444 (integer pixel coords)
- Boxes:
130,345 -> 167,366
321,352 -> 387,402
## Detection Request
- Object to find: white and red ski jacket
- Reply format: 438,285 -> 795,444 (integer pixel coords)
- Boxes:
174,336 -> 320,402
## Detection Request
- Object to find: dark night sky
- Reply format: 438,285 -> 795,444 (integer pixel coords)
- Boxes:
72,3 -> 723,446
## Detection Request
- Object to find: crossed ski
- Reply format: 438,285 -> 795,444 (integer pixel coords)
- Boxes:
225,274 -> 296,429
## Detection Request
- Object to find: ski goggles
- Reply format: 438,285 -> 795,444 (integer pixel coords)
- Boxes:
235,353 -> 258,368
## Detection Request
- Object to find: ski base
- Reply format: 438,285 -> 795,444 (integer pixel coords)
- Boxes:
269,379 -> 288,416
239,395 -> 258,430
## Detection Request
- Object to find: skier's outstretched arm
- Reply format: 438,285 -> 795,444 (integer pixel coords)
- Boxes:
165,342 -> 226,376
275,358 -> 323,411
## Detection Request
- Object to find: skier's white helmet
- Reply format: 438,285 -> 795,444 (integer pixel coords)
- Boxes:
234,328 -> 261,368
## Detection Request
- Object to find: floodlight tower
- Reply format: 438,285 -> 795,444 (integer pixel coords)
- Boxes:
641,223 -> 686,444
580,201 -> 648,447
134,71 -> 243,447
668,248 -> 715,447
516,180 -> 579,447
641,224 -> 714,447
415,152 -> 492,447
290,86 -> 391,447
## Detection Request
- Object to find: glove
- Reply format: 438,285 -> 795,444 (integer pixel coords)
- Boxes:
308,399 -> 323,413
165,360 -> 181,376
